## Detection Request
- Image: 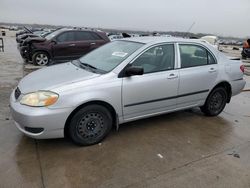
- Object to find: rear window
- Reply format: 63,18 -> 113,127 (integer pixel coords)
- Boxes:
91,32 -> 102,40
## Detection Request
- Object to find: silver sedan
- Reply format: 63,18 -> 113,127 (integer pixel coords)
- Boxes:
10,37 -> 246,146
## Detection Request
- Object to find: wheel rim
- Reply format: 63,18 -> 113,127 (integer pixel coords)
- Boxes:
76,112 -> 105,139
36,53 -> 48,65
208,91 -> 225,113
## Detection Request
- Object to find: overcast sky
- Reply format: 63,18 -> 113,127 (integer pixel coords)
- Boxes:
1,0 -> 249,37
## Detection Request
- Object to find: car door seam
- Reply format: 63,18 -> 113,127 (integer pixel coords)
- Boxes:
124,89 -> 209,107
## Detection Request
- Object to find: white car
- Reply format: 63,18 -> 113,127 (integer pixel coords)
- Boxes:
10,37 -> 246,146
109,35 -> 123,41
200,35 -> 219,49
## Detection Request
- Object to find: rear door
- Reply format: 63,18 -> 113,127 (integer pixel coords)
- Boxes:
122,44 -> 179,121
177,43 -> 218,108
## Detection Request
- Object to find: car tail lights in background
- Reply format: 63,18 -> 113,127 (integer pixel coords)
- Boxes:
240,65 -> 245,73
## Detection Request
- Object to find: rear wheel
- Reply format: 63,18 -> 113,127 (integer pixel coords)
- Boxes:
200,87 -> 228,116
32,51 -> 50,66
68,105 -> 113,146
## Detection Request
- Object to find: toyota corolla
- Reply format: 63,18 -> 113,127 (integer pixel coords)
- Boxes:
10,37 -> 246,146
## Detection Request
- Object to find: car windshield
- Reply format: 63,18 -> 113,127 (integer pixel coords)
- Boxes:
78,40 -> 144,72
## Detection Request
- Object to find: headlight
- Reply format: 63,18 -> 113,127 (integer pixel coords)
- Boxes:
20,91 -> 59,107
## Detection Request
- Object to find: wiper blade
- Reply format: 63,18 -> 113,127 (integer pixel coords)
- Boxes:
80,61 -> 97,70
77,59 -> 107,74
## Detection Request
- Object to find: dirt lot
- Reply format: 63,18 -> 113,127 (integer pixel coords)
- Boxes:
1,36 -> 250,188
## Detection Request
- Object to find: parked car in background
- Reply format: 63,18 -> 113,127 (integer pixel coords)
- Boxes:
10,37 -> 245,146
16,26 -> 34,37
16,31 -> 51,50
20,28 -> 110,65
9,26 -> 18,31
109,34 -> 123,41
200,35 -> 219,49
242,39 -> 250,59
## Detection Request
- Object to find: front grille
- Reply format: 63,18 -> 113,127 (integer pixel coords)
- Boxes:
14,87 -> 21,100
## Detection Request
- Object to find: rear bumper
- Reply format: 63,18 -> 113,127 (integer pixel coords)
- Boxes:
230,78 -> 246,96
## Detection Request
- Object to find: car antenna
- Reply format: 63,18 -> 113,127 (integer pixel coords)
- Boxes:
184,22 -> 195,38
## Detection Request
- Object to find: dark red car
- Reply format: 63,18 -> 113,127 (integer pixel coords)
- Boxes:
20,28 -> 110,66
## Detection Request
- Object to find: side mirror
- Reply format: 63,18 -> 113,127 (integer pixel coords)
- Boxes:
125,66 -> 144,76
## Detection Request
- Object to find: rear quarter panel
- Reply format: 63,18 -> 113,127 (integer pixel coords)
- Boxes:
216,53 -> 245,95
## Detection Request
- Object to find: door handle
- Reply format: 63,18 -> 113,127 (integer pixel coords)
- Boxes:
90,42 -> 96,45
69,44 -> 76,47
208,67 -> 216,73
167,73 -> 178,79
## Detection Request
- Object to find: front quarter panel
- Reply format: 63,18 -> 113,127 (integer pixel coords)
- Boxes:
49,73 -> 123,120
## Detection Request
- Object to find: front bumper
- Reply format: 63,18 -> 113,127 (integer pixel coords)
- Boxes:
19,46 -> 30,59
10,89 -> 74,139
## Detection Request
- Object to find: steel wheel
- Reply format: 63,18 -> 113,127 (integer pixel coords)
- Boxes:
200,87 -> 227,116
68,105 -> 113,146
76,112 -> 105,139
208,91 -> 224,114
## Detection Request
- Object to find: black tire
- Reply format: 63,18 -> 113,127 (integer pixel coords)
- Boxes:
32,51 -> 50,66
200,87 -> 228,116
68,105 -> 113,146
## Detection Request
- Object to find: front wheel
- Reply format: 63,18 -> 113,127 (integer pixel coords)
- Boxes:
200,87 -> 228,116
32,51 -> 50,66
68,105 -> 113,146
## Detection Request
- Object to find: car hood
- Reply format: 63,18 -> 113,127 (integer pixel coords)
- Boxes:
18,62 -> 100,93
23,36 -> 46,45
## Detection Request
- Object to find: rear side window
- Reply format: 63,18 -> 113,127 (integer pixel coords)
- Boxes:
91,32 -> 102,40
56,31 -> 75,42
179,44 -> 216,68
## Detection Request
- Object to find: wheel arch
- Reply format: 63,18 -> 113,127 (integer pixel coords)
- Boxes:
64,100 -> 118,138
32,50 -> 52,65
32,50 -> 51,59
211,81 -> 232,103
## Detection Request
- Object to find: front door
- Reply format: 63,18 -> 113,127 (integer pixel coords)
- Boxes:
52,31 -> 79,60
122,44 -> 179,121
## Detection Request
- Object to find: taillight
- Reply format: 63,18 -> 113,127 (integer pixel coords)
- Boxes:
240,65 -> 245,73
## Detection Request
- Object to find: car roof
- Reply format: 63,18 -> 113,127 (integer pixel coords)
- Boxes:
120,36 -> 206,45
57,28 -> 100,33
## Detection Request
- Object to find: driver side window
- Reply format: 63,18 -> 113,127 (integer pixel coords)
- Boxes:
56,32 -> 75,43
132,44 -> 175,74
